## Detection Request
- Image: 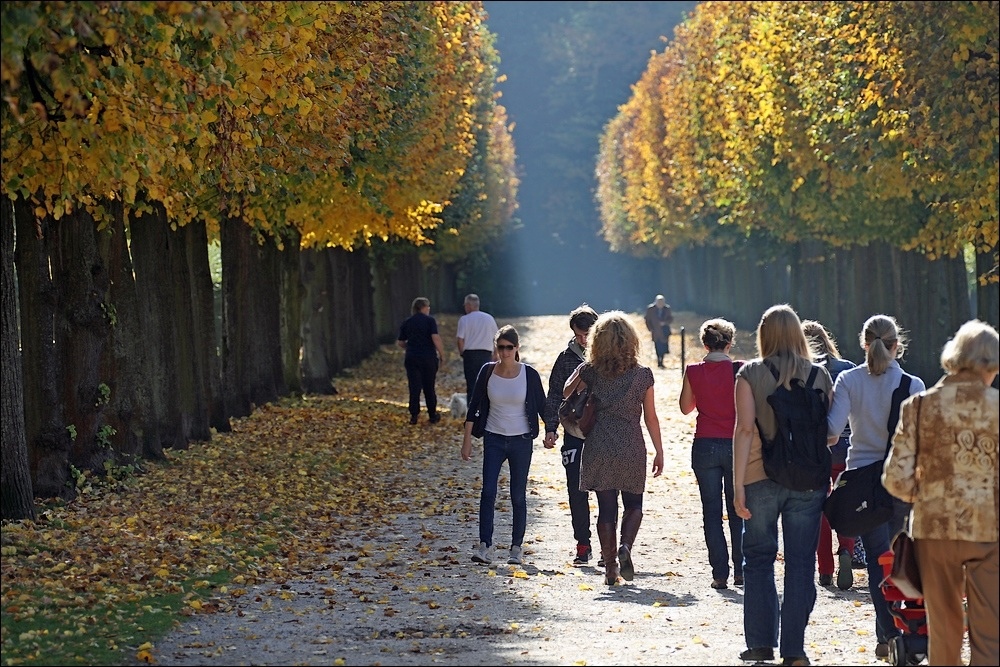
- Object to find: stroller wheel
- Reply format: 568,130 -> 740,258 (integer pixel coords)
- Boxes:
889,636 -> 907,667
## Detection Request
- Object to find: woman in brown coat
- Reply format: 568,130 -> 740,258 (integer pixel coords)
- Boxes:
883,319 -> 999,666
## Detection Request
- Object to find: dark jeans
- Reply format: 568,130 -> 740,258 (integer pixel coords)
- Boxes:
462,349 -> 493,402
561,434 -> 591,547
742,478 -> 825,659
691,437 -> 743,581
404,355 -> 439,418
858,497 -> 911,643
479,431 -> 534,548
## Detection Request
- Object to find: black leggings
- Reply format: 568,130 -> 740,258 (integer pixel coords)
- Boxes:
595,489 -> 643,524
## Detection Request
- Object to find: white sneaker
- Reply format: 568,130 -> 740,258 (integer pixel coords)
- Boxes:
471,542 -> 493,564
507,545 -> 523,565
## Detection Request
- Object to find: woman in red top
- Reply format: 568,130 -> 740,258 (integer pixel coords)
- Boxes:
679,318 -> 744,589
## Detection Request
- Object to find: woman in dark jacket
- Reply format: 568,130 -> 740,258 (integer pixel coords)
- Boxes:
461,325 -> 546,567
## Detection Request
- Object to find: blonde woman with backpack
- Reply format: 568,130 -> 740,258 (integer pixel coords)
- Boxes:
733,304 -> 833,667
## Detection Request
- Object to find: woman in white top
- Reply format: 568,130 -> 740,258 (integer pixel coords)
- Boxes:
826,314 -> 925,658
461,325 -> 546,566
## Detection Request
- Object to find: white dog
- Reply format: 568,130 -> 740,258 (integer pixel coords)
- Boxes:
449,393 -> 468,420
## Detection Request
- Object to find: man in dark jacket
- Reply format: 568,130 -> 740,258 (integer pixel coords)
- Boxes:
644,294 -> 673,368
542,304 -> 599,565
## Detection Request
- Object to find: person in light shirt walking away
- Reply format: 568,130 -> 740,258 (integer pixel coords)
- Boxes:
456,294 -> 499,404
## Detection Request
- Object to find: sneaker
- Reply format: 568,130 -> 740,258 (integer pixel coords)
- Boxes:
739,647 -> 774,661
837,549 -> 854,590
819,573 -> 833,586
875,642 -> 889,658
573,544 -> 592,565
507,545 -> 523,565
471,542 -> 493,564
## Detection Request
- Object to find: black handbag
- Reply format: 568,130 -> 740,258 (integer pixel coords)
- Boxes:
823,374 -> 912,535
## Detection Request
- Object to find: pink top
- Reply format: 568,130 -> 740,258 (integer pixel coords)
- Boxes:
687,359 -> 739,439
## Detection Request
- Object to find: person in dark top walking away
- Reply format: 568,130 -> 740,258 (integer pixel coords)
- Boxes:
456,293 -> 498,404
801,319 -> 857,591
678,317 -> 744,590
644,294 -> 673,368
397,297 -> 446,425
542,304 -> 600,565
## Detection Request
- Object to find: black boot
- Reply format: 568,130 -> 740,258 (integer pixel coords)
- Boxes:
596,522 -> 619,586
618,508 -> 643,581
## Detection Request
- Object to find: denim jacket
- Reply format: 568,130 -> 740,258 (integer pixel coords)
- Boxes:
467,362 -> 547,439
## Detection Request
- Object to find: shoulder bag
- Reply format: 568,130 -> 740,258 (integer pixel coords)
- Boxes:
886,395 -> 923,600
559,373 -> 598,438
823,374 -> 912,535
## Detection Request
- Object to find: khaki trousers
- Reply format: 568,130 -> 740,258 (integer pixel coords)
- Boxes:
915,538 -> 998,666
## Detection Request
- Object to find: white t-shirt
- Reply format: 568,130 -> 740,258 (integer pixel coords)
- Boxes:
456,310 -> 498,352
485,365 -> 529,436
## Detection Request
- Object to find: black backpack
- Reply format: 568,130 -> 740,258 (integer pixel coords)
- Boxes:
757,361 -> 831,492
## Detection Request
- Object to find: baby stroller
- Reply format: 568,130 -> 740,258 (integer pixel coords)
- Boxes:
877,549 -> 928,666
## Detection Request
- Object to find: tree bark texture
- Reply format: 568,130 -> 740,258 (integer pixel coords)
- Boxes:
129,204 -> 181,457
14,200 -> 73,499
50,209 -> 115,475
221,217 -> 283,419
96,201 -> 146,464
279,230 -> 303,396
1,196 -> 36,520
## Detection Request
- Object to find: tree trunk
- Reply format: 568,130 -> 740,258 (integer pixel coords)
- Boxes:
184,221 -> 230,434
129,203 -> 181,458
300,246 -> 336,394
976,245 -> 999,328
14,200 -> 73,499
97,201 -> 146,464
50,209 -> 115,475
279,230 -> 303,396
1,196 -> 36,519
221,217 -> 283,418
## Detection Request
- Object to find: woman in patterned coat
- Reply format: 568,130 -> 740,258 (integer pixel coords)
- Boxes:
566,311 -> 664,585
883,319 -> 999,666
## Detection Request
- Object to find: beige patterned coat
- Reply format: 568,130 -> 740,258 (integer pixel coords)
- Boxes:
883,370 -> 999,542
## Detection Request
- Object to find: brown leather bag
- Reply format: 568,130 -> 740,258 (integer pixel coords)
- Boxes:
885,395 -> 923,600
887,530 -> 922,600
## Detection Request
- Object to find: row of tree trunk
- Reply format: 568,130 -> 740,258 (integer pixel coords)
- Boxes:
1,197 -> 457,520
654,237 -> 998,385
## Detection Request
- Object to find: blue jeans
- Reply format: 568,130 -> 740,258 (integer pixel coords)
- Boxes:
742,479 -> 825,659
692,438 -> 743,581
479,431 -> 534,548
858,497 -> 910,643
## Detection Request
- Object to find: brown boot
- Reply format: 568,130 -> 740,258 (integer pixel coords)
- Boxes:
596,522 -> 620,586
618,508 -> 643,581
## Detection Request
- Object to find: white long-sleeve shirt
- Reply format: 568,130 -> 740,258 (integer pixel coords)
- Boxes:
827,359 -> 925,471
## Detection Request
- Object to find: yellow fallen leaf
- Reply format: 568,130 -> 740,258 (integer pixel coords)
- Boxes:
578,583 -> 594,591
513,570 -> 529,579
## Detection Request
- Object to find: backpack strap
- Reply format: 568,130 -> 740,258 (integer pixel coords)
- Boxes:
885,373 -> 913,455
764,359 -> 817,387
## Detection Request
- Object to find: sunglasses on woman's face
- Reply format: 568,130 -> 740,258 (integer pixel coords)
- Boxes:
497,344 -> 516,351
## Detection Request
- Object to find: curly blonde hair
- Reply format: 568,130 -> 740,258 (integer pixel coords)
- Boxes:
586,311 -> 640,378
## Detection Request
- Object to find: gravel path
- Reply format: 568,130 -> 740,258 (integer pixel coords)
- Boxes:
133,312 -> 945,666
